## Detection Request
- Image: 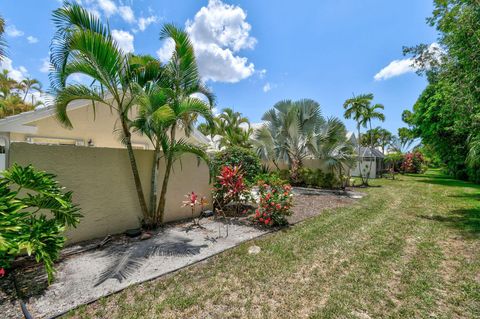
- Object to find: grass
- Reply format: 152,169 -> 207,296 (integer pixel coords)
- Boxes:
67,170 -> 480,318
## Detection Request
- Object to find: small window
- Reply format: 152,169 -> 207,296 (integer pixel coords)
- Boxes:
26,137 -> 84,146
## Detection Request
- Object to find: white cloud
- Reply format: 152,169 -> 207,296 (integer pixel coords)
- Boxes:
111,29 -> 134,53
27,36 -> 38,44
374,43 -> 442,81
97,0 -> 117,17
157,0 -> 257,83
40,58 -> 51,73
374,58 -> 415,81
138,15 -> 157,31
0,57 -> 29,82
118,5 -> 135,23
156,38 -> 175,63
263,83 -> 271,92
5,25 -> 24,37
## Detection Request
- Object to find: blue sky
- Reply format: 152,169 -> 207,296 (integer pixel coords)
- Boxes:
0,0 -> 437,134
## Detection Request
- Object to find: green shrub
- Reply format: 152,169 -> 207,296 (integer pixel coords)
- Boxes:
0,164 -> 81,283
295,168 -> 339,189
254,172 -> 287,187
210,146 -> 261,183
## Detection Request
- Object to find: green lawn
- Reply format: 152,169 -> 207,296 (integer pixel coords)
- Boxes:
68,170 -> 480,318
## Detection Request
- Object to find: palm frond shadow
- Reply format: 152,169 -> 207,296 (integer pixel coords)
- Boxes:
94,235 -> 208,287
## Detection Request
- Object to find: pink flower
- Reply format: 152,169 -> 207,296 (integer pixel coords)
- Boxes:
0,268 -> 5,277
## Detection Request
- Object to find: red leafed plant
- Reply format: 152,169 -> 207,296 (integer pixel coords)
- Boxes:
182,191 -> 207,226
252,181 -> 293,227
401,151 -> 425,173
214,165 -> 251,212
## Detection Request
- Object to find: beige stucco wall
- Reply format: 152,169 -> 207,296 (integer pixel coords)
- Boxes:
9,102 -> 199,149
9,142 -> 211,243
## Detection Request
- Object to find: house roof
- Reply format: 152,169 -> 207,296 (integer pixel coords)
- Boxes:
358,146 -> 385,158
0,99 -> 210,144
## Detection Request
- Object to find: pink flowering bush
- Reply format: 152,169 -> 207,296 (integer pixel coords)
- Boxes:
401,151 -> 426,174
252,180 -> 293,226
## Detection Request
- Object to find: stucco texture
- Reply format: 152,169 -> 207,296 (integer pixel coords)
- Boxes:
9,142 -> 211,243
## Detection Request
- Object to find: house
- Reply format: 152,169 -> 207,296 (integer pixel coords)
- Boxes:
350,146 -> 386,179
0,99 -> 209,170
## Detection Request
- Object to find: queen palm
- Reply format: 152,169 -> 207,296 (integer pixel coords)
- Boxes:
50,2 -> 149,218
343,93 -> 373,185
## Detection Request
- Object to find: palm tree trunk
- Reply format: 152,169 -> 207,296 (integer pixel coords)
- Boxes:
365,120 -> 374,185
357,124 -> 364,185
156,124 -> 176,225
120,117 -> 149,220
149,140 -> 161,224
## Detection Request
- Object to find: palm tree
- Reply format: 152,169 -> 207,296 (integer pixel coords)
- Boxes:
50,2 -> 149,219
151,24 -> 214,225
343,93 -> 373,185
215,107 -> 252,148
255,99 -> 350,182
362,103 -> 385,180
0,15 -> 6,61
377,128 -> 392,154
20,77 -> 43,103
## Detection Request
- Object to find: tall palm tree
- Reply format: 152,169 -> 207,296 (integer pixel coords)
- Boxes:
50,2 -> 149,218
0,15 -> 6,61
377,128 -> 393,154
362,103 -> 385,180
20,77 -> 43,103
343,93 -> 373,185
151,23 -> 214,225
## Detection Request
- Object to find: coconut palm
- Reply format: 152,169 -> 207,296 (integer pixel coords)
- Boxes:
343,93 -> 373,185
50,2 -> 149,218
149,23 -> 214,225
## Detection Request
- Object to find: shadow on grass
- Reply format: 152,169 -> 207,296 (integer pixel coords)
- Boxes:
419,208 -> 480,238
414,171 -> 480,191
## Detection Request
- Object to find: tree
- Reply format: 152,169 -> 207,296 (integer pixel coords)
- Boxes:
214,108 -> 252,148
403,0 -> 480,182
0,15 -> 6,61
343,93 -> 372,185
50,2 -> 149,219
255,99 -> 352,182
0,70 -> 42,118
152,24 -> 214,225
361,127 -> 392,154
362,102 -> 385,179
19,77 -> 43,103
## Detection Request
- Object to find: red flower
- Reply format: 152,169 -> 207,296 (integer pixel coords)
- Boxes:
0,268 -> 5,277
276,204 -> 281,209
259,218 -> 264,222
264,219 -> 269,225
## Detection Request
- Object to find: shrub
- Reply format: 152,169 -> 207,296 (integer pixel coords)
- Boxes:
213,165 -> 251,213
297,168 -> 339,189
0,164 -> 81,283
402,151 -> 426,174
254,172 -> 287,187
253,181 -> 293,226
210,146 -> 261,184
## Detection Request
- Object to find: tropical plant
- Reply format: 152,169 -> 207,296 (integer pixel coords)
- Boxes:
150,24 -> 215,226
214,165 -> 250,214
0,70 -> 43,118
401,151 -> 426,174
210,146 -> 261,184
402,0 -> 480,182
0,164 -> 81,283
343,93 -> 384,185
214,108 -> 252,148
0,15 -> 6,61
50,2 -> 150,219
253,181 -> 292,226
255,99 -> 351,182
360,127 -> 392,154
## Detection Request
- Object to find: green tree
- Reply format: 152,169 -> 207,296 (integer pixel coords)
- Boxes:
151,24 -> 214,225
215,108 -> 252,148
0,15 -> 6,61
255,99 -> 352,182
19,77 -> 43,103
343,93 -> 372,185
50,2 -> 150,218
